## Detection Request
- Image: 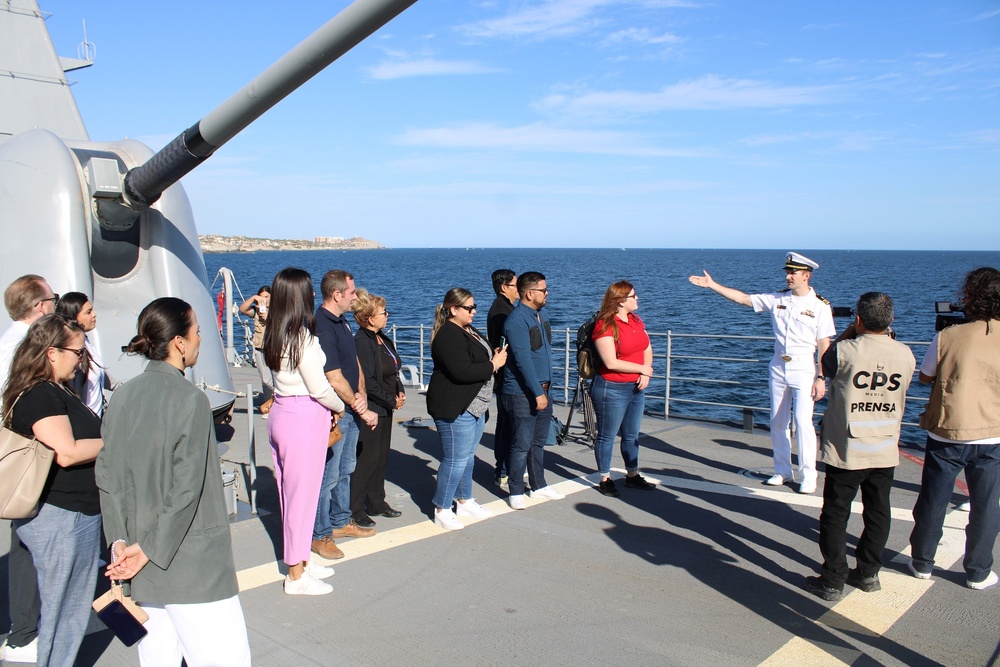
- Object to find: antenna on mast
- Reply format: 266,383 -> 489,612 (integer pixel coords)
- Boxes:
76,19 -> 96,63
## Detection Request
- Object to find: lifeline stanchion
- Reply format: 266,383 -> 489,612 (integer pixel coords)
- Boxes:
246,384 -> 257,514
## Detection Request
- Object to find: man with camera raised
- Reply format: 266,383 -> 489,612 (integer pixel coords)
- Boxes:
805,292 -> 914,601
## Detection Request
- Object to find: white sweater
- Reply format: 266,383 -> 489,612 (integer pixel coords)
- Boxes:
271,333 -> 345,413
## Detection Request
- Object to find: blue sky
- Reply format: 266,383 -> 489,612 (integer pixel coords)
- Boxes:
41,1 -> 1000,249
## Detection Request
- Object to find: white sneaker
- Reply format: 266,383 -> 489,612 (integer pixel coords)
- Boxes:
907,559 -> 932,580
957,501 -> 971,512
509,494 -> 526,510
434,508 -> 464,530
968,571 -> 998,590
798,480 -> 817,494
765,474 -> 785,486
528,486 -> 565,500
305,558 -> 335,580
456,499 -> 493,519
284,572 -> 333,596
1,637 -> 38,663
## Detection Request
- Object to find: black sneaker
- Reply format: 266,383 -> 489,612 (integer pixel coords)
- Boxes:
597,478 -> 620,497
846,569 -> 881,593
624,474 -> 655,490
805,576 -> 843,601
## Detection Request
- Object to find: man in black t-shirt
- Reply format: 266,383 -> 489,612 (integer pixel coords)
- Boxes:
486,269 -> 517,485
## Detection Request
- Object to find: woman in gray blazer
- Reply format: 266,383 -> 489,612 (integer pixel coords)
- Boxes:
97,298 -> 250,666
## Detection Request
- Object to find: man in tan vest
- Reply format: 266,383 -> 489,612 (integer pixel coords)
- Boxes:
805,292 -> 915,601
909,266 -> 1000,591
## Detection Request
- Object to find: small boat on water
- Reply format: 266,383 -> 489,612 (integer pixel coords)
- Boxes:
0,0 -> 418,416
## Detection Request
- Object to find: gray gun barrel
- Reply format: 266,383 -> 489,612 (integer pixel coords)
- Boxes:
123,0 -> 417,209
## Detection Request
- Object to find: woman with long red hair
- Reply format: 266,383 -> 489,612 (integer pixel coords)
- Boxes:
590,280 -> 655,497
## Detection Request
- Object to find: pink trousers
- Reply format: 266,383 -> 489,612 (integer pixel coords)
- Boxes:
267,394 -> 331,564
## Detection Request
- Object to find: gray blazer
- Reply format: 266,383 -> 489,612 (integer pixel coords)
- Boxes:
96,360 -> 239,604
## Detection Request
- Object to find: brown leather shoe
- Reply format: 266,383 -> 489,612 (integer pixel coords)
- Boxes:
331,519 -> 376,539
310,535 -> 344,560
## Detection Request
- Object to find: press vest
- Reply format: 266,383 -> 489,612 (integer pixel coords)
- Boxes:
821,334 -> 915,470
919,320 -> 1000,441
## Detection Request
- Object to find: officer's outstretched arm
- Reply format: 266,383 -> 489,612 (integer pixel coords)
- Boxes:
688,271 -> 752,307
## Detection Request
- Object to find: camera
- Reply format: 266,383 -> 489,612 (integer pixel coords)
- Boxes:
935,301 -> 966,331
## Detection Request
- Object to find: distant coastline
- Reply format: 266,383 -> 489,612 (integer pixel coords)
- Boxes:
199,234 -> 383,253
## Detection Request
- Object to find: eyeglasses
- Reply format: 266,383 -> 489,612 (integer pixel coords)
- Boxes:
457,304 -> 477,312
529,288 -> 549,294
504,282 -> 517,288
55,346 -> 86,358
38,293 -> 59,306
626,292 -> 637,299
376,310 -> 389,317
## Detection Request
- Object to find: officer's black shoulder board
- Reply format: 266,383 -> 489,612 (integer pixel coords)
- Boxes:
815,293 -> 831,305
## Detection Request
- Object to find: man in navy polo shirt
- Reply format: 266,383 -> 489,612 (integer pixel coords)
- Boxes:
312,269 -> 379,560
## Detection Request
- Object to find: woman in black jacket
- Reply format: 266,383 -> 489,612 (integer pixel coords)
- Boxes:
426,288 -> 507,530
351,289 -> 405,527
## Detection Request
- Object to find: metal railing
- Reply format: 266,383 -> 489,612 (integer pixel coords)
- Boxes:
384,324 -> 932,435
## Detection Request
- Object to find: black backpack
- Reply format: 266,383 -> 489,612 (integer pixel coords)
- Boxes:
576,312 -> 599,379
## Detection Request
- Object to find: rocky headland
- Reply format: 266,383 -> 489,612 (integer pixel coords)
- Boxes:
199,234 -> 383,253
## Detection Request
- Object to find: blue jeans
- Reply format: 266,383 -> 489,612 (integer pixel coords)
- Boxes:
314,411 -> 361,538
590,375 -> 644,476
910,437 -> 1000,582
14,504 -> 101,667
502,393 -> 551,495
432,411 -> 486,509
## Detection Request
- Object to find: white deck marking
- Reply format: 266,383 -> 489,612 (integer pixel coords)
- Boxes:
760,510 -> 967,665
236,469 -> 966,604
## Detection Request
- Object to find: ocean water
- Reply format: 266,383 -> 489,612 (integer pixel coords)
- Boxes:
204,248 -> 999,445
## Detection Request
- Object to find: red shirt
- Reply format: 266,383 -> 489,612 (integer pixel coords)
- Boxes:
592,313 -> 650,383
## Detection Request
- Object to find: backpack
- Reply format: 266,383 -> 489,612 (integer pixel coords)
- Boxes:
576,312 -> 599,379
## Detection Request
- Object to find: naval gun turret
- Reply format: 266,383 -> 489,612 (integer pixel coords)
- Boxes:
0,0 -> 417,416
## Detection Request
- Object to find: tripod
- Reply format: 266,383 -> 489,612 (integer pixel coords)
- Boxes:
561,377 -> 597,447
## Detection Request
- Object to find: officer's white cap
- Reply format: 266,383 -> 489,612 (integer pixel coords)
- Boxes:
784,252 -> 819,271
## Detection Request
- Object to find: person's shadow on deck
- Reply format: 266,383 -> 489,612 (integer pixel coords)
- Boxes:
577,495 -> 943,666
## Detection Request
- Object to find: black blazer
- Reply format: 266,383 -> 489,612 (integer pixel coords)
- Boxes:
354,327 -> 404,418
425,321 -> 493,421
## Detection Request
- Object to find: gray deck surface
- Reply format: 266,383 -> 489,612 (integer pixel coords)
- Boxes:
3,363 -> 998,666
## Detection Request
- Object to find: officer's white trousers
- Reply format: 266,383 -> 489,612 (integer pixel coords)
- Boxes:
768,359 -> 818,483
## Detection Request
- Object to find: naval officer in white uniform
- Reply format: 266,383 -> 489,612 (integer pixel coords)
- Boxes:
689,252 -> 836,493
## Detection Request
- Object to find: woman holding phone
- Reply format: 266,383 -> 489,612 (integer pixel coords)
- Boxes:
426,288 -> 507,530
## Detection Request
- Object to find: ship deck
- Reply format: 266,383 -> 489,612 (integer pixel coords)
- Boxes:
3,363 -> 998,666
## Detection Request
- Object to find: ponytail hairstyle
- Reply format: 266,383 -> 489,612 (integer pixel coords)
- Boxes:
54,291 -> 90,323
596,280 -> 634,344
3,314 -> 85,418
123,297 -> 195,362
431,288 -> 474,341
262,267 -> 317,371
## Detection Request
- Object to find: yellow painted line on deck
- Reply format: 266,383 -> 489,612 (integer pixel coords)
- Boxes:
760,513 -> 967,665
236,472 -> 603,592
237,469 -> 964,599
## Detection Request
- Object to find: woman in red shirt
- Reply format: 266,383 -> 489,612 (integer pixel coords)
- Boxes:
590,281 -> 654,497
